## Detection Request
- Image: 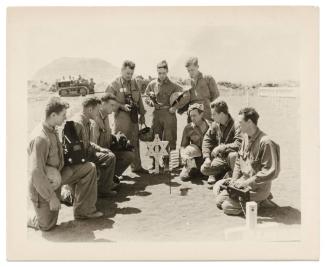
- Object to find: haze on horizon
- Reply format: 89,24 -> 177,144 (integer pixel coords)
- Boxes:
24,7 -> 300,83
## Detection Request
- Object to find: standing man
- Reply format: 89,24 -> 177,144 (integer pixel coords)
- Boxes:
201,100 -> 242,186
185,57 -> 220,121
72,97 -> 118,197
28,97 -> 102,231
144,60 -> 183,153
90,93 -> 134,178
106,60 -> 147,174
177,103 -> 210,181
214,107 -> 280,215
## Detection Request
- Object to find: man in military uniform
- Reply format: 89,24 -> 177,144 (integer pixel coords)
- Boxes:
201,100 -> 242,186
106,60 -> 147,174
177,103 -> 211,181
185,57 -> 220,121
27,97 -> 102,231
90,93 -> 134,178
72,97 -> 118,197
214,107 -> 280,215
144,60 -> 183,153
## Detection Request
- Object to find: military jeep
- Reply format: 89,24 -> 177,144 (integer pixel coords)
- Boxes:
57,80 -> 95,97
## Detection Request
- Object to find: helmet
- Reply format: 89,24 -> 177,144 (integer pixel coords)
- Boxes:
45,166 -> 62,190
183,144 -> 202,158
139,124 -> 154,142
169,90 -> 191,109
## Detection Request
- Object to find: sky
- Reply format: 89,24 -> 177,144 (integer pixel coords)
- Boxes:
20,7 -> 301,82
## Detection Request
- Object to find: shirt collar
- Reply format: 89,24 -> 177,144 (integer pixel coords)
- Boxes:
80,113 -> 91,126
157,77 -> 169,85
220,114 -> 232,129
121,77 -> 131,86
194,71 -> 203,82
99,109 -> 108,120
248,127 -> 262,143
42,121 -> 57,133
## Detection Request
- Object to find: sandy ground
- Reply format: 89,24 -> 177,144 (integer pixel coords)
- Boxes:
27,89 -> 301,242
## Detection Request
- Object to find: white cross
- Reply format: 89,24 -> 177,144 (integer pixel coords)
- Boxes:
145,134 -> 169,174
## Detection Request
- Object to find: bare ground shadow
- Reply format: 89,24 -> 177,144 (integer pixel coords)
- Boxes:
41,217 -> 115,242
257,206 -> 301,225
113,172 -> 181,203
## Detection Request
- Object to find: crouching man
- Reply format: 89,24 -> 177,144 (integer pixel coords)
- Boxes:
28,97 -> 103,231
214,107 -> 280,215
200,100 -> 242,185
177,103 -> 210,181
90,93 -> 134,179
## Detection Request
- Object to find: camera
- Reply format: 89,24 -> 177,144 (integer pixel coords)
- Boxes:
125,94 -> 139,123
221,180 -> 251,202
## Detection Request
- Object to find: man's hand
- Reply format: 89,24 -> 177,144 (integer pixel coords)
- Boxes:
49,194 -> 61,211
203,157 -> 211,167
169,106 -> 177,114
139,115 -> 145,124
211,144 -> 227,158
121,104 -> 132,112
100,147 -> 110,153
145,97 -> 154,107
232,178 -> 254,189
180,154 -> 188,165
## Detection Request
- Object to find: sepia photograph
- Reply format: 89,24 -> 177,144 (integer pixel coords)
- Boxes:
6,6 -> 319,260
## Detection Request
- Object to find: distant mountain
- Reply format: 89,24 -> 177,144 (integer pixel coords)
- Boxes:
32,57 -> 120,84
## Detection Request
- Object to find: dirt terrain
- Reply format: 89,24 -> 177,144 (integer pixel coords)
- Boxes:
27,89 -> 301,242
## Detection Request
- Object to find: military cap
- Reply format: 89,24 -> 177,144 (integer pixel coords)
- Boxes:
157,60 -> 168,70
187,103 -> 204,114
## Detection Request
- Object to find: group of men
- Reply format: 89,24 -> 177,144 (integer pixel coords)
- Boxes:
27,57 -> 280,231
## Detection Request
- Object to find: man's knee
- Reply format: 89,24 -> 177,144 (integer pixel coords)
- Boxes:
212,179 -> 227,196
103,151 -> 116,167
200,163 -> 211,176
200,162 -> 222,176
84,162 -> 97,173
79,162 -> 97,180
221,199 -> 243,215
215,193 -> 229,209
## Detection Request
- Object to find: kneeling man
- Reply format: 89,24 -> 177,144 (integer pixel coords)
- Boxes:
72,97 -> 118,197
90,93 -> 134,178
28,97 -> 102,231
214,107 -> 280,215
200,100 -> 242,185
178,103 -> 210,181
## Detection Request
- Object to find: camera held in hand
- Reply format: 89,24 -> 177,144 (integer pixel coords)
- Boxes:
221,180 -> 251,202
125,94 -> 139,123
111,131 -> 134,152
